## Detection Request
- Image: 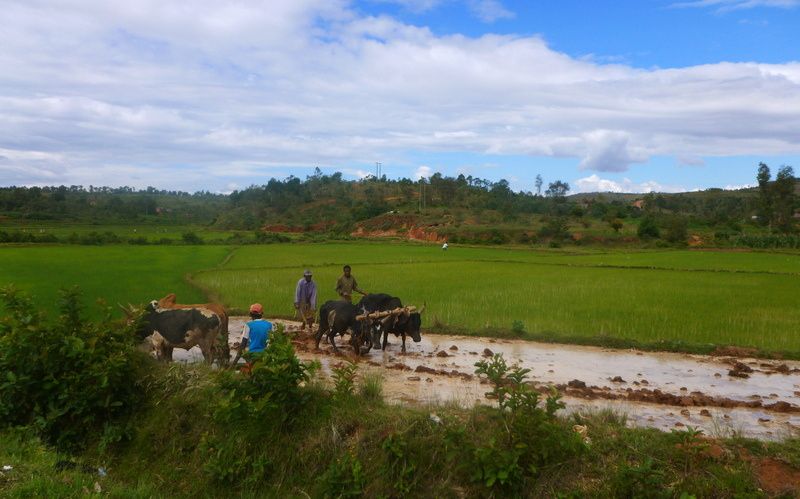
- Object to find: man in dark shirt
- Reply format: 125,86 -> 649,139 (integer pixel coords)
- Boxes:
335,265 -> 366,303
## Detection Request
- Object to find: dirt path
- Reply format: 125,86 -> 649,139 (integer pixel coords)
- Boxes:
173,317 -> 800,441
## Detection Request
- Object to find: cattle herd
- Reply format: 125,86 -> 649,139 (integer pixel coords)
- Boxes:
121,292 -> 424,365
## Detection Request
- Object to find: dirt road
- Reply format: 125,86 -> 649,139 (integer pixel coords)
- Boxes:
172,317 -> 800,441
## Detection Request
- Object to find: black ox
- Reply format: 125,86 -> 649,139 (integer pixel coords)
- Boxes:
315,300 -> 372,355
357,293 -> 423,353
134,301 -> 224,363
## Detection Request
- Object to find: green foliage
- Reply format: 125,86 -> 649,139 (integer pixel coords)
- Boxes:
331,359 -> 359,400
319,452 -> 366,498
382,433 -> 418,495
0,287 -> 145,450
214,324 -> 313,430
181,231 -> 203,245
358,371 -> 384,401
472,354 -> 583,492
610,457 -> 670,498
253,231 -> 291,244
511,320 -> 526,336
638,215 -> 661,240
665,216 -> 688,244
538,216 -> 571,241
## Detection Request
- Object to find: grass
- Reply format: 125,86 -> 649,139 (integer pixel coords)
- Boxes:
196,243 -> 800,354
1,359 -> 780,498
0,245 -> 230,318
0,240 -> 798,353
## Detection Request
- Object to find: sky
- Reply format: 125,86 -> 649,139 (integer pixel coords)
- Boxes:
1,0 -> 799,194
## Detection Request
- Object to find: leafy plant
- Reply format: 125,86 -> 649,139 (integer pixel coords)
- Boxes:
319,452 -> 365,498
382,433 -> 418,495
331,359 -> 359,400
0,286 -> 145,450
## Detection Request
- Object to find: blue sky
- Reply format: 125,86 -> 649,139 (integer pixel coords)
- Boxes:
0,0 -> 798,194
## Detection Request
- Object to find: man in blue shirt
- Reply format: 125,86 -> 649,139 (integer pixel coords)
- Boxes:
239,303 -> 273,362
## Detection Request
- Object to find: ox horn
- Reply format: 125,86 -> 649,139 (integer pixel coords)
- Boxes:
417,303 -> 426,314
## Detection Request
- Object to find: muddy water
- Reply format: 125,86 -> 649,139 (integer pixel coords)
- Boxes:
170,317 -> 800,441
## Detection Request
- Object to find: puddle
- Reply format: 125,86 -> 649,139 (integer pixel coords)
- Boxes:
167,317 -> 800,441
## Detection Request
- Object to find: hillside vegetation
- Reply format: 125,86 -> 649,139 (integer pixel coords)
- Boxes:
1,164 -> 796,248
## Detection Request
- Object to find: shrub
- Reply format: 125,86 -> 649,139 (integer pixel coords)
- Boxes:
318,452 -> 365,498
182,231 -> 203,245
0,287 -> 145,450
511,320 -> 525,336
254,231 -> 291,244
538,217 -> 571,241
472,354 -> 584,492
213,324 -> 314,430
637,216 -> 660,240
665,216 -> 688,244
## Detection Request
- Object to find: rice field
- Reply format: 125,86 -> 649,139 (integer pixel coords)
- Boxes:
196,243 -> 800,352
0,245 -> 230,318
0,241 -> 797,352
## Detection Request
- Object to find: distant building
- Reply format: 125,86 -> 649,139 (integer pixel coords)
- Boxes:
631,199 -> 645,209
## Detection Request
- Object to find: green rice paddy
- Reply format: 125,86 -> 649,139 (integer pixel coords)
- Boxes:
1,241 -> 798,352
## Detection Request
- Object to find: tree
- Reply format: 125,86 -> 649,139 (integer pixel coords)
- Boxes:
664,216 -> 688,244
535,174 -> 543,196
756,162 -> 772,229
609,218 -> 624,233
637,215 -> 660,240
545,180 -> 569,198
774,165 -> 796,233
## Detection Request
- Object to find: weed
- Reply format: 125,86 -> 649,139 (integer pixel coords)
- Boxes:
319,451 -> 365,498
359,371 -> 384,402
331,359 -> 359,400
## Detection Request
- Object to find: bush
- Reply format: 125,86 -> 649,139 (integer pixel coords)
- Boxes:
0,287 -> 145,450
472,354 -> 584,492
213,325 -> 314,430
664,216 -> 688,244
182,231 -> 204,245
637,216 -> 660,240
538,217 -> 571,241
254,231 -> 291,244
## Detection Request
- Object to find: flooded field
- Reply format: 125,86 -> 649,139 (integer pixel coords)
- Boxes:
172,317 -> 800,441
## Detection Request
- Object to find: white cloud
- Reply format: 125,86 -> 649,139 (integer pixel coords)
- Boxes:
415,165 -> 432,179
574,174 -> 688,194
578,130 -> 649,172
670,0 -> 799,11
0,1 -> 799,190
467,0 -> 514,22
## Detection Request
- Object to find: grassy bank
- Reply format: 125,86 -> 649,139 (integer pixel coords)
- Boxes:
3,358 -> 799,497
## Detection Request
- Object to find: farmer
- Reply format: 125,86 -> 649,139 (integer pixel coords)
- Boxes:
335,264 -> 366,303
294,269 -> 317,331
236,303 -> 273,363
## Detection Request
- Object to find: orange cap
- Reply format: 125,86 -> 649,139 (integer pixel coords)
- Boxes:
249,303 -> 263,314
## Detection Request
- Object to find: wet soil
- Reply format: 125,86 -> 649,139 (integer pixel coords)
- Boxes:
171,317 -> 800,441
